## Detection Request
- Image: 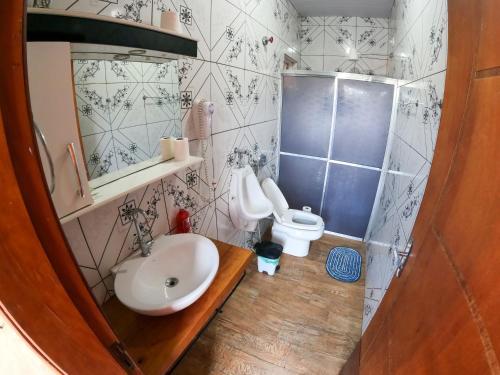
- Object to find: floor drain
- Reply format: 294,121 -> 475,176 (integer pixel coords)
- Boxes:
165,277 -> 179,288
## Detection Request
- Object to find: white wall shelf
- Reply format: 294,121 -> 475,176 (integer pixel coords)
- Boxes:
59,156 -> 203,224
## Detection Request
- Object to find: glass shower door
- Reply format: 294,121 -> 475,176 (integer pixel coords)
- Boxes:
322,79 -> 394,238
278,75 -> 335,213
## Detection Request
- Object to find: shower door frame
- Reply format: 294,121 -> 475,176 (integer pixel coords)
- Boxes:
278,71 -> 399,241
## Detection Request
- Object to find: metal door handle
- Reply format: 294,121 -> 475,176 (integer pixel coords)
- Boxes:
67,142 -> 85,198
395,238 -> 413,278
33,122 -> 55,195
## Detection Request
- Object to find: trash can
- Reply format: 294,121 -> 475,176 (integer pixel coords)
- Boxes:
254,241 -> 283,276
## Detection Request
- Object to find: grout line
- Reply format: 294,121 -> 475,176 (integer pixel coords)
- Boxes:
97,3 -> 110,15
397,68 -> 447,88
65,0 -> 79,11
77,217 -> 106,283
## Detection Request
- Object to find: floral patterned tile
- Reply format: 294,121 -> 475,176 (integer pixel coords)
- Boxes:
356,27 -> 389,56
43,0 -> 298,305
300,25 -> 325,56
324,25 -> 356,56
74,83 -> 110,136
81,132 -> 119,180
105,61 -> 143,83
363,0 -> 448,333
325,16 -> 356,27
245,14 -> 268,74
73,59 -> 106,85
300,16 -> 324,26
210,63 -> 246,133
355,57 -> 388,76
211,0 -> 247,69
357,17 -> 389,29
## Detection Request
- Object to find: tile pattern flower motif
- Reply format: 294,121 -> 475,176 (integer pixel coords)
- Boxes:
299,17 -> 390,75
362,0 -> 448,333
73,59 -> 181,180
179,5 -> 192,25
47,0 -> 299,305
118,200 -> 137,225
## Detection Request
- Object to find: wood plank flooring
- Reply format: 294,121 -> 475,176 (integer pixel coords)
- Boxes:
172,234 -> 366,375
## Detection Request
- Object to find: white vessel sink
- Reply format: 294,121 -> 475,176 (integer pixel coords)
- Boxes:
113,234 -> 219,316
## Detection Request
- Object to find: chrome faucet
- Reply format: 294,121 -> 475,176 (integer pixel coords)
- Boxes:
130,208 -> 153,257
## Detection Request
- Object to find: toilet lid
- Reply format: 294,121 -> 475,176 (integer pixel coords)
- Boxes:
261,178 -> 289,220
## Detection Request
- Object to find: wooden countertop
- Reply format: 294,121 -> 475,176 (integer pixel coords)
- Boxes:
102,239 -> 253,375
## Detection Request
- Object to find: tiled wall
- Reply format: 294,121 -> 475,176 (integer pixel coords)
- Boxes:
31,0 -> 300,304
299,16 -> 390,75
362,0 -> 448,332
73,59 -> 181,180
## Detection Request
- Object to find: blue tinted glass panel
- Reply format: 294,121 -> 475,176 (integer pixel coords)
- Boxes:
281,76 -> 335,158
278,154 -> 327,214
322,163 -> 380,238
331,79 -> 393,168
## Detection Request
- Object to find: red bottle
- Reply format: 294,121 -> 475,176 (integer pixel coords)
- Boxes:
176,209 -> 192,234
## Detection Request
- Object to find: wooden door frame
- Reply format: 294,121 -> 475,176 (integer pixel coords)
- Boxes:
0,2 -> 131,373
341,0 -> 483,372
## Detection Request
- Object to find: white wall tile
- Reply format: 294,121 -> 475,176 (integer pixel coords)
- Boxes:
363,0 -> 448,333
300,55 -> 323,71
299,16 -> 390,74
211,0 -> 247,69
40,0 -> 297,304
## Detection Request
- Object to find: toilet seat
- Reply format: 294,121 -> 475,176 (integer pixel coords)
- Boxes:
280,209 -> 324,231
261,178 -> 324,230
261,178 -> 325,257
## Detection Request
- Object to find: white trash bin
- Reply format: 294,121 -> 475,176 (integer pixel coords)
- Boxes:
257,255 -> 280,276
255,241 -> 283,276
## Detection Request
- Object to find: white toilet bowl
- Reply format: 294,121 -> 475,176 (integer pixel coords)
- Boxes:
229,166 -> 273,232
261,178 -> 324,257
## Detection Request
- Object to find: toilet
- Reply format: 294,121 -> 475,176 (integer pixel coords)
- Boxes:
261,178 -> 324,257
229,165 -> 274,232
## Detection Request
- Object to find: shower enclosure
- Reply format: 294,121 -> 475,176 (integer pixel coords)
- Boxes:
279,72 -> 398,240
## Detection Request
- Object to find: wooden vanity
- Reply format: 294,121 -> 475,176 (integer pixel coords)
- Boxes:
102,240 -> 253,375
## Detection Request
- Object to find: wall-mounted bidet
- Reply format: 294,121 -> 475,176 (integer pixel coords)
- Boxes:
229,165 -> 273,232
261,178 -> 324,257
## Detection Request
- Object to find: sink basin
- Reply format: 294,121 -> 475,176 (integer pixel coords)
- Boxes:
113,234 -> 219,316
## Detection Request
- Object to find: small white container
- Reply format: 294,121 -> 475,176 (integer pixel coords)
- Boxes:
174,137 -> 190,161
159,137 -> 175,161
257,255 -> 280,276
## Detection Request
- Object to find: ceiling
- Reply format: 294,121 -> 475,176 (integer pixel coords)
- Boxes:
289,0 -> 394,18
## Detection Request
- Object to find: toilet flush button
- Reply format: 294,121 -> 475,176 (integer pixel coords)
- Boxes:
302,206 -> 311,213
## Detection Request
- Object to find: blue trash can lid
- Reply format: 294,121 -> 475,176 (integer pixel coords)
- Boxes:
254,241 -> 283,259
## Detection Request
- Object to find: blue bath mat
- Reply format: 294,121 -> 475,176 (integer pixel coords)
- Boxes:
326,247 -> 362,283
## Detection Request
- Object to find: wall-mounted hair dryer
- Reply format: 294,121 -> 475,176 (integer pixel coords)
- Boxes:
193,99 -> 215,140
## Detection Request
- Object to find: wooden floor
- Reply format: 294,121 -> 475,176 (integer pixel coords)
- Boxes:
172,234 -> 366,375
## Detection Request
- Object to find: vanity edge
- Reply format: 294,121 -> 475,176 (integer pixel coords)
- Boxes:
101,239 -> 254,375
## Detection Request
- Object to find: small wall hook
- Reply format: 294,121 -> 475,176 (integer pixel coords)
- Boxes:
262,36 -> 274,46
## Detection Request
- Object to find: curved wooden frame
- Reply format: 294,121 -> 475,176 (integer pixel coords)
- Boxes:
0,2 -> 127,373
358,0 -> 481,348
2,0 -> 495,373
